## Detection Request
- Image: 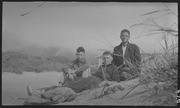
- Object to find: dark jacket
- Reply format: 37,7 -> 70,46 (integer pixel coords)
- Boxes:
112,42 -> 141,69
93,63 -> 119,82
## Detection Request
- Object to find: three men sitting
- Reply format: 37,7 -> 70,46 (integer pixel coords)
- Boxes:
26,51 -> 119,104
26,29 -> 142,104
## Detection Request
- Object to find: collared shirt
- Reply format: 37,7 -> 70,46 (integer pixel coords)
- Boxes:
122,45 -> 127,64
122,45 -> 127,57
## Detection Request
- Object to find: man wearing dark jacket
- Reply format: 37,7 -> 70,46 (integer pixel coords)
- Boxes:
67,51 -> 120,93
112,29 -> 141,81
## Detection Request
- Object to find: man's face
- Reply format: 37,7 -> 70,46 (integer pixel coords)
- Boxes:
76,52 -> 85,61
102,54 -> 113,65
120,32 -> 130,43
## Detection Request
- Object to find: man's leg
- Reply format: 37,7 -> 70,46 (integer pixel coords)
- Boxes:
58,72 -> 65,86
113,69 -> 126,82
67,76 -> 102,93
27,84 -> 59,98
41,87 -> 77,102
122,68 -> 140,81
61,67 -> 79,85
27,84 -> 44,98
82,68 -> 91,78
61,66 -> 73,86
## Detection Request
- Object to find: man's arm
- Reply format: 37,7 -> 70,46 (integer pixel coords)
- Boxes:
133,45 -> 141,68
74,60 -> 90,75
112,65 -> 122,82
112,47 -> 117,66
92,66 -> 104,81
68,63 -> 75,70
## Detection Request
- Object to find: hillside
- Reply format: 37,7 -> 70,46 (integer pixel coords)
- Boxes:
2,51 -> 71,74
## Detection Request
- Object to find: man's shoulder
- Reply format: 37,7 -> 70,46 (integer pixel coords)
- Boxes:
73,58 -> 89,64
83,58 -> 89,64
128,43 -> 139,49
72,59 -> 78,64
114,44 -> 121,49
111,63 -> 118,69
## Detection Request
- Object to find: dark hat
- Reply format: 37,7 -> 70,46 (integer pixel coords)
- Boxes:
77,47 -> 85,53
103,51 -> 112,56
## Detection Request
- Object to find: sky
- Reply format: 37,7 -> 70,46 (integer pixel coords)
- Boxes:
2,2 -> 178,56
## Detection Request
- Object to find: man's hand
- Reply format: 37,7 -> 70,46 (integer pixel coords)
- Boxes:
67,68 -> 76,74
68,74 -> 74,80
98,81 -> 109,87
98,80 -> 118,87
122,72 -> 133,80
124,59 -> 132,67
122,67 -> 131,72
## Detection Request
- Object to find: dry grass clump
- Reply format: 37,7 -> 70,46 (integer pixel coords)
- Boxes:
139,52 -> 177,106
133,4 -> 178,105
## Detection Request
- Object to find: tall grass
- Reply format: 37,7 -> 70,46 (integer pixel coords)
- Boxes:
129,3 -> 178,106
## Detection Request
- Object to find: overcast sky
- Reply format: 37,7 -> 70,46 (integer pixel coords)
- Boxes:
2,2 -> 178,55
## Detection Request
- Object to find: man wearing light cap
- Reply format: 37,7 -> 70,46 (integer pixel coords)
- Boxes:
60,47 -> 91,85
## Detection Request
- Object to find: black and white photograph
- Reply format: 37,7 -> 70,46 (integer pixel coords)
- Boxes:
2,1 -> 178,106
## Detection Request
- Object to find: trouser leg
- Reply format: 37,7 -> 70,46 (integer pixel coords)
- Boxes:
59,72 -> 65,85
41,89 -> 55,99
31,89 -> 44,98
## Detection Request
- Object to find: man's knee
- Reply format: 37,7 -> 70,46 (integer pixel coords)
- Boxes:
82,68 -> 91,78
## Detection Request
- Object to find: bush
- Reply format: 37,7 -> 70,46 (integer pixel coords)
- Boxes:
2,51 -> 71,73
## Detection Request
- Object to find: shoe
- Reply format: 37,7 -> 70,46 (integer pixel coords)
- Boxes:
59,82 -> 63,86
27,84 -> 45,98
27,83 -> 33,96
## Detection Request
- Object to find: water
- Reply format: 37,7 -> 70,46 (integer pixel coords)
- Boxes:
2,71 -> 63,105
